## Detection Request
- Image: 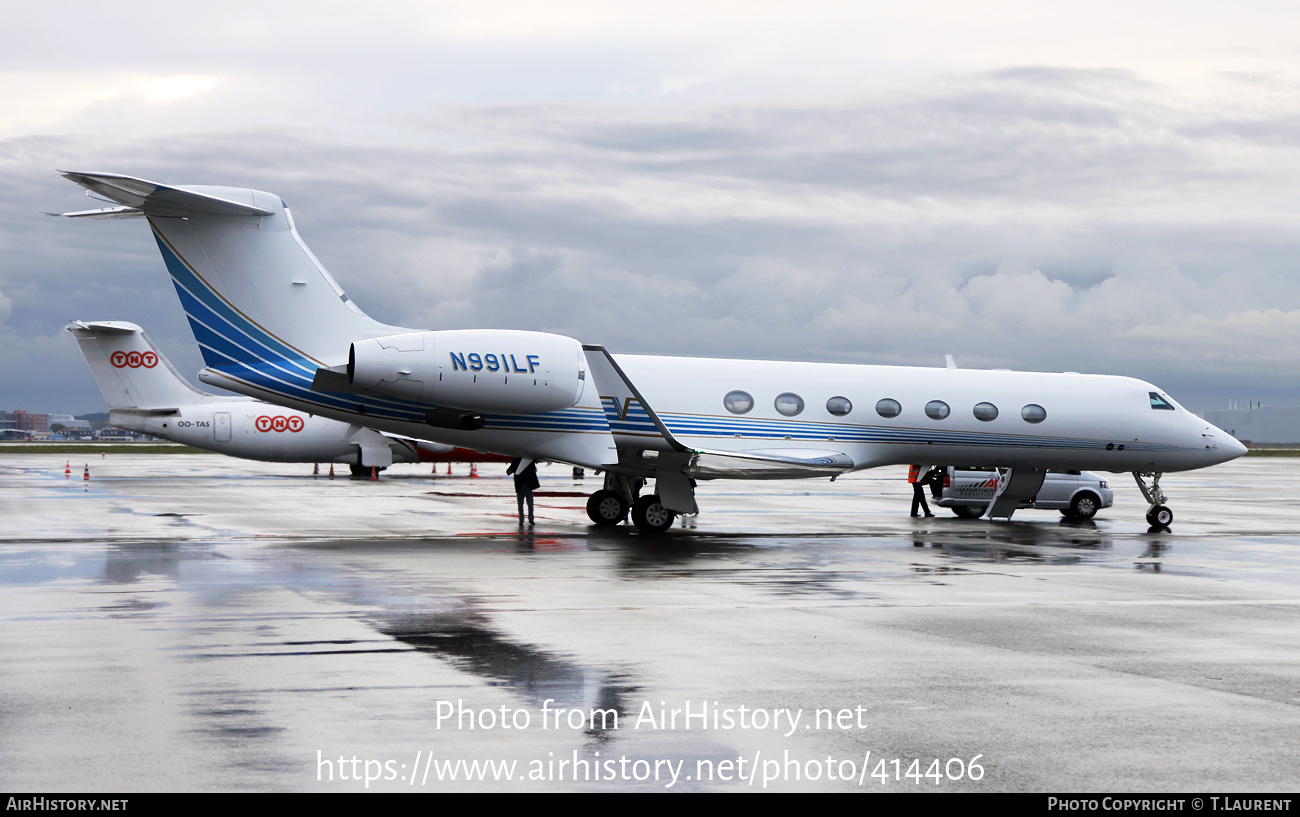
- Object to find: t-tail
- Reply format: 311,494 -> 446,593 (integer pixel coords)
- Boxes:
58,172 -> 412,411
66,320 -> 212,411
57,173 -> 612,469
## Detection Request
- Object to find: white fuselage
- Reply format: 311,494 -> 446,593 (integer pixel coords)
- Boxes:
202,352 -> 1243,476
110,401 -> 382,463
614,355 -> 1240,473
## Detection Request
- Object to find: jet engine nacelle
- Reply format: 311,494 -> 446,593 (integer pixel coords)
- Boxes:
348,329 -> 586,414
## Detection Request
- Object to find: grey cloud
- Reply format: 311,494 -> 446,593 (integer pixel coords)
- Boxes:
6,67 -> 1300,413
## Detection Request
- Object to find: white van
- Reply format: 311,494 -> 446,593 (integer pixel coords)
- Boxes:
935,466 -> 1114,519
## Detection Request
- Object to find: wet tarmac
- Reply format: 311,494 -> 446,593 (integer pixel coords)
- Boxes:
1,453 -> 1298,791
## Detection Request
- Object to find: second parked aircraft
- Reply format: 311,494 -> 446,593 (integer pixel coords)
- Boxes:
68,320 -> 507,474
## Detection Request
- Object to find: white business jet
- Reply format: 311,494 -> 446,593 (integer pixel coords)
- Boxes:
57,172 -> 1246,530
67,319 -> 506,474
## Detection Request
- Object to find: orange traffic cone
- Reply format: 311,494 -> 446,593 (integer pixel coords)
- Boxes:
82,464 -> 89,481
328,464 -> 335,479
65,461 -> 71,478
370,466 -> 378,481
313,463 -> 319,476
446,463 -> 452,475
470,463 -> 478,478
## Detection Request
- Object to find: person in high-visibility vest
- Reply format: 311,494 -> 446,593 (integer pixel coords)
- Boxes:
908,464 -> 935,517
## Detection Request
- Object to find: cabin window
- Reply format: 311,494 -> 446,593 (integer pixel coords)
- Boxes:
1021,404 -> 1047,423
826,396 -> 853,416
1149,392 -> 1175,411
925,400 -> 950,420
875,398 -> 902,418
724,390 -> 754,414
775,392 -> 805,416
972,402 -> 999,421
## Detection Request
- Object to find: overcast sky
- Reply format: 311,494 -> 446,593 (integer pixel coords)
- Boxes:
4,1 -> 1300,414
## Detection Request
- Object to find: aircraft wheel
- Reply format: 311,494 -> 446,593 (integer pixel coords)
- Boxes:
1146,505 -> 1173,527
952,505 -> 984,519
631,494 -> 676,533
1070,493 -> 1100,520
586,490 -> 627,526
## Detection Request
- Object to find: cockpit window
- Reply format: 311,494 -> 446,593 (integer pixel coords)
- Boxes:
1149,392 -> 1175,411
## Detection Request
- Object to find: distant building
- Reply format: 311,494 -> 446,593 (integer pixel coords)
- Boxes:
1203,407 -> 1300,446
97,428 -> 150,441
48,414 -> 91,430
2,410 -> 50,434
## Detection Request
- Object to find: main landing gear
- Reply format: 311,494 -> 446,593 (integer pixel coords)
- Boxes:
586,474 -> 641,527
586,490 -> 628,526
1133,472 -> 1173,528
631,495 -> 675,533
585,474 -> 677,533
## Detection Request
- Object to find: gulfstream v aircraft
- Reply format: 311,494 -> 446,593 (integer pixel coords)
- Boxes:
58,172 -> 1246,531
68,319 -> 506,474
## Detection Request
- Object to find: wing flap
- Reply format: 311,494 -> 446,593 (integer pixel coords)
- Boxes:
685,447 -> 854,479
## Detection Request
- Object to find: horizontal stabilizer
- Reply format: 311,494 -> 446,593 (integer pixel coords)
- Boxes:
67,320 -> 140,335
59,172 -> 274,218
685,447 -> 854,479
51,206 -> 144,220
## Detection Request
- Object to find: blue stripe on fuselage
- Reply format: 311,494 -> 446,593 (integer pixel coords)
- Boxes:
152,226 -> 611,432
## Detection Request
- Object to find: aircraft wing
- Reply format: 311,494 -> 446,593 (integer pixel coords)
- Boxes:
583,344 -> 854,479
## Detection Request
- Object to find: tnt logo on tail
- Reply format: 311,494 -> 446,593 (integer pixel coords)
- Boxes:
110,351 -> 158,368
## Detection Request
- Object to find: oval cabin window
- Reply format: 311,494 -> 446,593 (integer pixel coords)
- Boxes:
925,400 -> 950,420
1021,404 -> 1047,424
724,391 -> 754,414
775,392 -> 805,416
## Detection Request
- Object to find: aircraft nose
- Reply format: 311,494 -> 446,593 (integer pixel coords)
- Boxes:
1221,433 -> 1248,459
1202,421 -> 1247,465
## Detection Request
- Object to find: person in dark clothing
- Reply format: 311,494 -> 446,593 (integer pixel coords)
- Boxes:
908,463 -> 936,517
507,458 -> 540,526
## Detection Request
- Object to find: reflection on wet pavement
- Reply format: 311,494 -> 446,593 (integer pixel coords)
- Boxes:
3,454 -> 1300,791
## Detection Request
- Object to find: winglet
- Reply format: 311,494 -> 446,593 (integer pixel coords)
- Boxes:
582,344 -> 689,453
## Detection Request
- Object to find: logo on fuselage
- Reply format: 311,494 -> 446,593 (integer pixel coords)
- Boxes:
110,351 -> 158,369
255,415 -> 304,433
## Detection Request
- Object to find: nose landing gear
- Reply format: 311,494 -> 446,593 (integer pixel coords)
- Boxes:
1133,472 -> 1173,528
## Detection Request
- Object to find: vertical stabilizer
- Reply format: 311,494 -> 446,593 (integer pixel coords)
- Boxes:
67,321 -> 209,410
59,173 -> 410,378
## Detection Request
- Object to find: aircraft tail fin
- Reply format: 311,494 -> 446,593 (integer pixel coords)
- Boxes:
66,321 -> 210,410
59,173 -> 410,404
